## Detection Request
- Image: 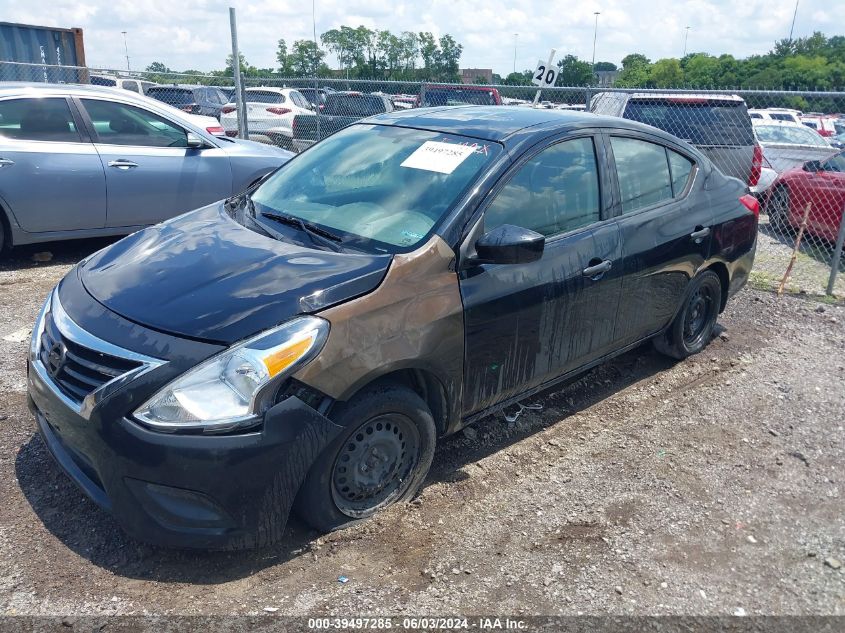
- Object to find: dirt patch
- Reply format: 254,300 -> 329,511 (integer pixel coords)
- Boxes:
0,238 -> 844,616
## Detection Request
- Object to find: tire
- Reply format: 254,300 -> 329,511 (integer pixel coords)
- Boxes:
654,270 -> 722,360
294,383 -> 437,533
767,186 -> 791,233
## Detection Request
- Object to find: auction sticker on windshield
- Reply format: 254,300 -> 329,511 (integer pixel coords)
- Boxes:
401,141 -> 476,174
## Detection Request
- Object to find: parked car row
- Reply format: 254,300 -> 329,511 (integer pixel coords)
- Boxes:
0,82 -> 292,252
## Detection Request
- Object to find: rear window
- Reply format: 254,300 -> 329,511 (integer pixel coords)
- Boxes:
324,95 -> 387,117
245,90 -> 286,104
755,124 -> 828,146
422,88 -> 498,107
147,88 -> 194,105
90,76 -> 117,87
623,99 -> 754,146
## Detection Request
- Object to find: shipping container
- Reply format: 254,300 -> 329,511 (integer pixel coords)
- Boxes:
0,22 -> 86,83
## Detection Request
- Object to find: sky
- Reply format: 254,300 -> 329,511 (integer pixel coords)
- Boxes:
3,0 -> 843,75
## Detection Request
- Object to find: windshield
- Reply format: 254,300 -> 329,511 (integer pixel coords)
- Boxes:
422,88 -> 498,107
324,95 -> 387,117
755,124 -> 829,146
245,90 -> 286,104
822,152 -> 845,173
147,88 -> 194,105
624,99 -> 754,146
250,124 -> 501,253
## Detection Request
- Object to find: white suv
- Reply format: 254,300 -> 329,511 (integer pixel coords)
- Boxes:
219,87 -> 313,149
748,108 -> 802,124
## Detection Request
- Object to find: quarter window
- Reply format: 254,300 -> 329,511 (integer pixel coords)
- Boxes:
667,149 -> 694,195
484,137 -> 601,237
81,99 -> 188,147
0,98 -> 81,142
610,137 -> 673,213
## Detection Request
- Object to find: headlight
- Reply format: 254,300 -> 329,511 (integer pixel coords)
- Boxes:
134,316 -> 329,433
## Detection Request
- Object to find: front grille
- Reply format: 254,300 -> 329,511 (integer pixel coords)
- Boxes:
38,309 -> 142,404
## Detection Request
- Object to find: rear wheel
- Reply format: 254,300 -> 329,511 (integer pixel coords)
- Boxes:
767,186 -> 791,233
294,384 -> 436,532
654,270 -> 722,360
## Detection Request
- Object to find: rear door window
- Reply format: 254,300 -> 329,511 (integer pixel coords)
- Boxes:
245,91 -> 286,104
485,137 -> 601,237
623,99 -> 754,146
147,88 -> 193,106
667,149 -> 694,195
0,98 -> 81,142
610,137 -> 673,213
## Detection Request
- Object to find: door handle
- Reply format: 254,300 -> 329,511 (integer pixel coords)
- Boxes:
582,259 -> 612,278
690,226 -> 711,242
108,159 -> 138,169
0,158 -> 14,167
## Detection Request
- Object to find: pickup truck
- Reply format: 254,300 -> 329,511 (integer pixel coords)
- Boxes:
287,92 -> 394,152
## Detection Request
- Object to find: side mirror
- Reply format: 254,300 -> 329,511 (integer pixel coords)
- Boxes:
186,132 -> 207,149
803,159 -> 822,172
473,224 -> 545,265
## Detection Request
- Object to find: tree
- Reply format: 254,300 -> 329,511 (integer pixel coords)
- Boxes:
145,61 -> 171,74
650,58 -> 684,87
593,61 -> 617,71
276,39 -> 291,75
555,54 -> 593,86
683,53 -> 720,87
438,34 -> 463,82
504,71 -> 531,86
288,40 -> 329,78
418,32 -> 439,78
615,53 -> 651,87
224,52 -> 258,77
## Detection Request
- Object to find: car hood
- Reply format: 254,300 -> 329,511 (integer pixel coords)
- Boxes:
78,204 -> 392,344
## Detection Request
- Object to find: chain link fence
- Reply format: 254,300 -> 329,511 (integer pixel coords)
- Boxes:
2,60 -> 844,298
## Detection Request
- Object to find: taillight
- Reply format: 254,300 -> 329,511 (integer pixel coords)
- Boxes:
266,107 -> 292,115
180,105 -> 193,112
206,125 -> 225,135
749,144 -> 762,187
221,106 -> 236,114
225,130 -> 238,138
819,129 -> 834,137
739,194 -> 760,218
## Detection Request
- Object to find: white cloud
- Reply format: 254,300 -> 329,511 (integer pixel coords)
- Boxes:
4,0 -> 843,73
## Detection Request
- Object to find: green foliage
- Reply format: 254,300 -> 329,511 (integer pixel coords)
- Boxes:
555,54 -> 593,86
593,61 -> 617,71
650,58 -> 684,88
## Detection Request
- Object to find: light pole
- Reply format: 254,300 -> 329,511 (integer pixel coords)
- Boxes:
683,26 -> 690,56
591,12 -> 600,79
513,33 -> 518,74
121,31 -> 130,71
788,0 -> 799,43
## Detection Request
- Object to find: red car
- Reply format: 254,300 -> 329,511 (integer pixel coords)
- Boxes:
765,151 -> 845,242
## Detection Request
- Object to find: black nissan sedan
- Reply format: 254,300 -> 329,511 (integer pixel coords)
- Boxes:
27,107 -> 758,549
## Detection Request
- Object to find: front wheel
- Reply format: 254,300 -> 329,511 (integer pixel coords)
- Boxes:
654,270 -> 722,360
294,384 -> 436,532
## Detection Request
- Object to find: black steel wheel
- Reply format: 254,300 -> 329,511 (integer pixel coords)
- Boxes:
330,413 -> 421,518
294,383 -> 437,532
654,270 -> 722,360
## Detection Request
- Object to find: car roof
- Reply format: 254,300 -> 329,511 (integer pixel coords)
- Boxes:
366,105 -> 685,144
245,86 -> 297,94
752,119 -> 806,128
623,92 -> 745,103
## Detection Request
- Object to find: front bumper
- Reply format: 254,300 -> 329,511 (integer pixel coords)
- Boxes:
26,276 -> 343,549
28,363 -> 342,549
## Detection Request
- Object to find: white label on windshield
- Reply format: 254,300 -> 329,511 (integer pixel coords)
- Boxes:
400,141 -> 476,174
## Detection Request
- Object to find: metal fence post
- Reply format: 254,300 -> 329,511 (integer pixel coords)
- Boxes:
229,7 -> 248,140
826,204 -> 845,296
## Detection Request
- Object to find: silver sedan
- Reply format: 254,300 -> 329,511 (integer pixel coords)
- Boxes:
0,82 -> 293,252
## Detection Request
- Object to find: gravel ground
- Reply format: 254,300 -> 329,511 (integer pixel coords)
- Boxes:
751,215 -> 845,299
0,238 -> 844,617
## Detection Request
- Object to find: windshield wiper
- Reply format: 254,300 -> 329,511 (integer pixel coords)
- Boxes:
259,211 -> 344,252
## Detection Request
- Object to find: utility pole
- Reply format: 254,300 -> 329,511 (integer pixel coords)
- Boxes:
513,33 -> 518,74
788,0 -> 800,43
591,12 -> 600,78
683,26 -> 691,56
229,7 -> 248,139
121,31 -> 130,71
